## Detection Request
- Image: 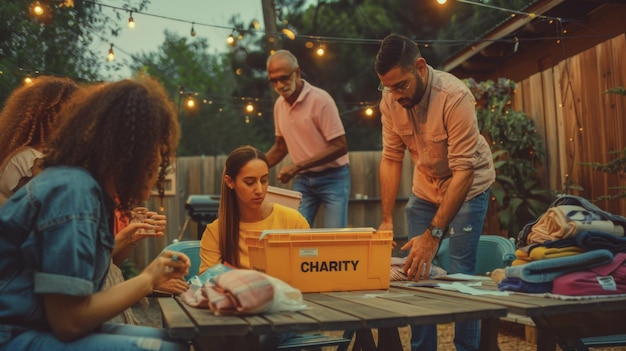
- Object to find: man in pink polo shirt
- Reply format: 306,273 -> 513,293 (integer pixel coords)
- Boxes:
265,50 -> 350,228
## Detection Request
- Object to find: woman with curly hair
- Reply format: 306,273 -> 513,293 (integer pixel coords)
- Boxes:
0,76 -> 190,351
0,76 -> 80,207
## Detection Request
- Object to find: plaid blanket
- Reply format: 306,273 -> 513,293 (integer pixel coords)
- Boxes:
180,269 -> 274,315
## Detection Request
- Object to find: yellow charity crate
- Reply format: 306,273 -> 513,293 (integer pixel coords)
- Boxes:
246,228 -> 393,293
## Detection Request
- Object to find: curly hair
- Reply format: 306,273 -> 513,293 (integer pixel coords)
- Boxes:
44,76 -> 180,212
0,76 -> 80,168
219,145 -> 269,267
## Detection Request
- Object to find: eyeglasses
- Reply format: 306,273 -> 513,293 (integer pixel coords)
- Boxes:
378,80 -> 411,94
268,69 -> 295,84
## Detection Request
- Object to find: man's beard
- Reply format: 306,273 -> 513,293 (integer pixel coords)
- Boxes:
399,76 -> 425,109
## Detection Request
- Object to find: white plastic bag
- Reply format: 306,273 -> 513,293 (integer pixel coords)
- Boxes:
265,275 -> 308,313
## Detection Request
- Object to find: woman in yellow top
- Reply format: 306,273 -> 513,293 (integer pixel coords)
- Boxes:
199,145 -> 309,272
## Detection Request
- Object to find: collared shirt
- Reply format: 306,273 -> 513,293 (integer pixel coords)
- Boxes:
380,65 -> 495,204
0,166 -> 114,335
273,80 -> 349,173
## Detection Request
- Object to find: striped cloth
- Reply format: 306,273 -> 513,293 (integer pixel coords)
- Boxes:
181,269 -> 275,315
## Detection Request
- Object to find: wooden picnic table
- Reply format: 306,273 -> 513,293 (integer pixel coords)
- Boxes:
392,280 -> 626,351
158,287 -> 506,351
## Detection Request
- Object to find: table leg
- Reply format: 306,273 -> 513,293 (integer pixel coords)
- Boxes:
532,318 -> 557,351
352,329 -> 378,351
479,318 -> 500,351
378,327 -> 403,351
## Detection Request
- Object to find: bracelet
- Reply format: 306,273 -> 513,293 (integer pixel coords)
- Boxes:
129,241 -> 137,248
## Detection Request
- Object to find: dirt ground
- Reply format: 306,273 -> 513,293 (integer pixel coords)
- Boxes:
134,298 -> 626,351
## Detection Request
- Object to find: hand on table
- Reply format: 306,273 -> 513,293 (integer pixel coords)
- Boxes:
401,232 -> 439,281
155,278 -> 190,295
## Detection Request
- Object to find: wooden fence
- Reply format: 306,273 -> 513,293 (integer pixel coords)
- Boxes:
131,34 -> 626,270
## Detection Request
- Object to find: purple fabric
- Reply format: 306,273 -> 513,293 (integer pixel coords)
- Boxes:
552,253 -> 626,296
498,277 -> 552,293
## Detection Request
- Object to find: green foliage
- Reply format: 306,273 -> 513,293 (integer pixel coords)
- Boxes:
579,87 -> 626,201
465,78 -> 554,236
0,0 -> 149,102
129,31 -> 275,156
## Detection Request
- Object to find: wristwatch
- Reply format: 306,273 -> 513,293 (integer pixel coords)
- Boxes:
427,224 -> 444,239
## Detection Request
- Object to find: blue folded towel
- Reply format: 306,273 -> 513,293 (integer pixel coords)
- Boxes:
504,249 -> 614,283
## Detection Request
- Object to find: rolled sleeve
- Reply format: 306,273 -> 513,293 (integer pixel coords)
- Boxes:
34,272 -> 94,296
445,93 -> 479,171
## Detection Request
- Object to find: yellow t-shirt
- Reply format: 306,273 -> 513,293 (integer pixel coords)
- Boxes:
199,203 -> 309,273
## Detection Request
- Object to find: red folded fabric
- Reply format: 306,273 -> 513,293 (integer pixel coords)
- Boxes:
552,253 -> 626,296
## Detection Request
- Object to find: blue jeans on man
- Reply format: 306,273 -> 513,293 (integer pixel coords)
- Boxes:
293,165 -> 350,228
405,189 -> 491,351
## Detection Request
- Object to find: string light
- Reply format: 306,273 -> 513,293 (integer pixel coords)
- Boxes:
107,43 -> 115,62
31,1 -> 44,16
226,34 -> 236,46
316,44 -> 325,57
190,22 -> 196,37
185,94 -> 197,109
128,11 -> 135,29
245,102 -> 255,113
281,25 -> 297,40
436,0 -> 560,21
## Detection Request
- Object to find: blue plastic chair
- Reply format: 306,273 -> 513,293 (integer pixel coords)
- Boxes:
162,240 -> 202,281
432,235 -> 516,274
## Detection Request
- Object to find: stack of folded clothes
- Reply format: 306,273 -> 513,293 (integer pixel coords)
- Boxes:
497,195 -> 626,296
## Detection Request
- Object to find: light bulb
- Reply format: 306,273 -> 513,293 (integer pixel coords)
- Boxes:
107,44 -> 115,62
316,47 -> 325,56
128,16 -> 135,29
33,1 -> 44,16
186,98 -> 195,108
226,34 -> 236,46
245,103 -> 254,113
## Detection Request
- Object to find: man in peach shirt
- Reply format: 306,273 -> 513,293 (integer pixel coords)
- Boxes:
376,34 -> 495,351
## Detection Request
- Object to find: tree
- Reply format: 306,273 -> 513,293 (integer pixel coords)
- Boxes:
0,0 -> 148,102
130,31 -> 274,156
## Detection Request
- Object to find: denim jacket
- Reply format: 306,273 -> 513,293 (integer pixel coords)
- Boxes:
0,166 -> 115,345
517,195 -> 626,247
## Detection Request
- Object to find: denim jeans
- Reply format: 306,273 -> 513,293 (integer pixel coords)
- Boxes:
293,165 -> 350,228
405,189 -> 490,351
1,323 -> 188,351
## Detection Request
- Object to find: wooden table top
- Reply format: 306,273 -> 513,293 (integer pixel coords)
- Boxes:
158,287 -> 507,344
